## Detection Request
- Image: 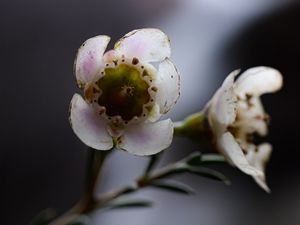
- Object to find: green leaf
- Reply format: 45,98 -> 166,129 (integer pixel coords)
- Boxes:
28,208 -> 56,225
185,166 -> 230,185
151,180 -> 195,195
102,199 -> 153,210
144,153 -> 160,175
184,152 -> 202,166
151,163 -> 230,185
200,154 -> 226,164
65,215 -> 90,225
151,163 -> 187,180
185,152 -> 226,167
149,152 -> 230,185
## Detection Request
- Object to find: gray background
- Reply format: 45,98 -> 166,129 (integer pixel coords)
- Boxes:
1,0 -> 300,224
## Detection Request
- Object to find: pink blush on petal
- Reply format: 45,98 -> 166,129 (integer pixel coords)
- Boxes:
82,51 -> 96,75
131,128 -> 153,144
126,39 -> 147,58
103,50 -> 118,61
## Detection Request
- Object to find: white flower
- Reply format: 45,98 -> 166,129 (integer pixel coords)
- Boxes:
70,29 -> 180,156
207,67 -> 283,192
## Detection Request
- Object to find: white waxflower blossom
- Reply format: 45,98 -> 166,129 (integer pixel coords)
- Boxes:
207,67 -> 283,192
70,29 -> 180,156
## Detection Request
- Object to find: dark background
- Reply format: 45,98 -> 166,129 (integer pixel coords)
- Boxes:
1,0 -> 300,224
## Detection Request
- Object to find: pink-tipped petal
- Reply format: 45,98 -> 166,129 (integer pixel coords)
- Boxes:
114,28 -> 171,63
155,58 -> 180,114
118,119 -> 173,156
103,49 -> 122,62
74,35 -> 110,88
235,66 -> 283,98
69,94 -> 113,150
218,132 -> 264,177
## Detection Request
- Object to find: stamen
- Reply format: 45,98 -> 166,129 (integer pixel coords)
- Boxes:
132,57 -> 139,65
96,63 -> 152,121
120,85 -> 134,96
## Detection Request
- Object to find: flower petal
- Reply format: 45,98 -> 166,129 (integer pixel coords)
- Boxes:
253,175 -> 270,193
146,103 -> 162,123
118,119 -> 173,156
218,132 -> 263,177
114,28 -> 171,63
209,70 -> 239,128
246,143 -> 272,192
74,35 -> 110,88
235,66 -> 283,98
155,58 -> 180,114
69,94 -> 113,150
236,96 -> 268,136
103,49 -> 122,63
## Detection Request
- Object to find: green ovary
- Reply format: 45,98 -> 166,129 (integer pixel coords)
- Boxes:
98,64 -> 150,121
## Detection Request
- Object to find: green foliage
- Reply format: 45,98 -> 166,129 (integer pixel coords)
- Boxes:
102,199 -> 153,210
151,152 -> 230,185
65,216 -> 90,225
28,208 -> 56,225
184,166 -> 230,185
185,152 -> 226,166
151,180 -> 195,195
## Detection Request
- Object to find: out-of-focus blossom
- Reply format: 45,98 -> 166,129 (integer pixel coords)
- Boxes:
207,67 -> 283,192
70,29 -> 180,156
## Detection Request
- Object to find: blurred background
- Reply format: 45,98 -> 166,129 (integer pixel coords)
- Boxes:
1,0 -> 300,224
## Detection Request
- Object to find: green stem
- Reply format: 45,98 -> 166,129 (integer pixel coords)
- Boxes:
173,111 -> 212,145
48,149 -> 110,225
96,158 -> 186,206
83,148 -> 109,206
86,152 -> 227,210
174,112 -> 205,136
143,153 -> 161,176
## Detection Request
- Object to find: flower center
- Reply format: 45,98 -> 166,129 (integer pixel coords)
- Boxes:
227,95 -> 269,147
96,63 -> 151,121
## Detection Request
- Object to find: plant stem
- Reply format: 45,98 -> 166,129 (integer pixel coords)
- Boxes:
48,148 -> 110,225
173,111 -> 212,145
82,148 -> 109,209
143,153 -> 161,176
96,159 -> 185,207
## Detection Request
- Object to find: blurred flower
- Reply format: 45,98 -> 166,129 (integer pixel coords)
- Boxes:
70,29 -> 180,156
207,67 -> 283,192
